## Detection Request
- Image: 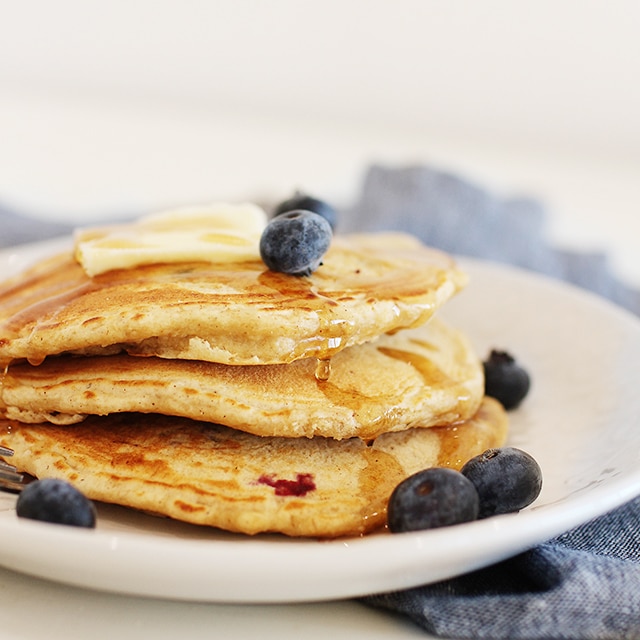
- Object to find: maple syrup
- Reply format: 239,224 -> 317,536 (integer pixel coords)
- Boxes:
355,447 -> 405,533
314,358 -> 332,382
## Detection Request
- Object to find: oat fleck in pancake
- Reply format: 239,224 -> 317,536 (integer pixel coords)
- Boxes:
0,398 -> 508,538
0,233 -> 466,367
0,317 -> 484,440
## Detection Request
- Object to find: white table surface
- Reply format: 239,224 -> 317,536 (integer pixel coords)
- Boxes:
0,564 -> 428,640
0,88 -> 639,640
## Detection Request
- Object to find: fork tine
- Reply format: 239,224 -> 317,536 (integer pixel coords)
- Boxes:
0,447 -> 25,490
0,460 -> 18,470
1,468 -> 24,483
0,459 -> 23,477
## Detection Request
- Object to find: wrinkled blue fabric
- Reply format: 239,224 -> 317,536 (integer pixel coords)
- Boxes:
346,164 -> 640,639
363,497 -> 640,639
344,164 -> 640,315
0,204 -> 73,248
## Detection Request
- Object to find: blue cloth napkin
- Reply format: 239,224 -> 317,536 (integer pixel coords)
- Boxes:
345,165 -> 640,639
343,164 -> 640,315
363,498 -> 640,639
0,204 -> 73,248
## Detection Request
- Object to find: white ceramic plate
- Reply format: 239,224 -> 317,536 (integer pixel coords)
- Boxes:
1,239 -> 640,603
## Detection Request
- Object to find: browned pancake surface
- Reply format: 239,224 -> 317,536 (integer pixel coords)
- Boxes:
0,398 -> 508,538
1,317 -> 483,439
0,233 -> 466,366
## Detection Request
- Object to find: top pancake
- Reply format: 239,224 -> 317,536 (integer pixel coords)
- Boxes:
0,232 -> 466,366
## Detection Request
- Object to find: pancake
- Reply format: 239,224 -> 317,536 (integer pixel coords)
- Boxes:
0,232 -> 466,367
0,317 -> 484,440
0,397 -> 508,537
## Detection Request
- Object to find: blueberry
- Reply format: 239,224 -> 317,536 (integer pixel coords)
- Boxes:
16,478 -> 97,528
273,191 -> 338,230
260,210 -> 332,276
461,447 -> 542,518
483,349 -> 531,410
387,467 -> 479,533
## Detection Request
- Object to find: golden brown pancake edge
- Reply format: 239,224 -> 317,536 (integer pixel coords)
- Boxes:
0,398 -> 508,538
0,233 -> 467,367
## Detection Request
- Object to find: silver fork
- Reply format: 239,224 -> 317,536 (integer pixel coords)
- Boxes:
0,446 -> 25,493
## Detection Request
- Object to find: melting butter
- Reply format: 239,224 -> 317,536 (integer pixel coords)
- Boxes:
74,203 -> 268,276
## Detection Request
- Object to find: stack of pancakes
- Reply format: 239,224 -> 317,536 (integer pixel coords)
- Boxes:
0,210 -> 508,537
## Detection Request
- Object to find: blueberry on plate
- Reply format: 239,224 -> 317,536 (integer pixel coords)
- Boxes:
272,191 -> 338,230
461,447 -> 542,518
387,467 -> 479,533
16,478 -> 97,528
260,210 -> 332,276
483,349 -> 531,410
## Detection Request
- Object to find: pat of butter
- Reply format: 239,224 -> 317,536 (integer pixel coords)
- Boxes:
75,203 -> 268,276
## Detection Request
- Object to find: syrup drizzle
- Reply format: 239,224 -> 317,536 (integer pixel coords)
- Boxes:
314,358 -> 332,382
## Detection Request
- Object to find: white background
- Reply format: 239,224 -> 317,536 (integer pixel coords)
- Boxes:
0,1 -> 639,269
